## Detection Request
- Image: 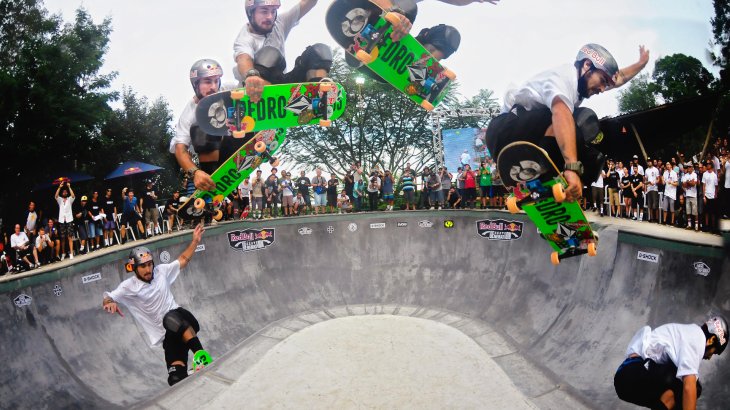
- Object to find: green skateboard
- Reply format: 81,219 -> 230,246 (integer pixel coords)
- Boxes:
326,0 -> 455,111
176,128 -> 286,221
195,81 -> 346,137
192,349 -> 212,372
497,141 -> 598,265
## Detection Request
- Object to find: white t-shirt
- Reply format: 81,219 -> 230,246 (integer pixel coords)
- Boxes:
681,172 -> 698,198
662,170 -> 678,200
238,181 -> 251,198
626,324 -> 705,380
645,166 -> 660,192
702,171 -> 718,199
25,211 -> 38,232
232,5 -> 301,81
169,98 -> 197,154
630,164 -> 645,176
590,172 -> 604,188
10,232 -> 29,248
725,161 -> 730,189
56,196 -> 74,223
502,63 -> 582,114
105,261 -> 182,346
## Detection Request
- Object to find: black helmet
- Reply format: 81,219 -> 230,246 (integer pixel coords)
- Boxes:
416,24 -> 461,59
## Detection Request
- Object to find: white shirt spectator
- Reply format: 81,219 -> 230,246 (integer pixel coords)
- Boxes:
617,168 -> 625,178
725,160 -> 730,189
702,171 -> 718,199
238,180 -> 251,199
682,171 -> 698,198
662,169 -> 678,200
35,234 -> 51,250
645,166 -> 660,192
626,324 -> 705,380
57,196 -> 74,223
11,231 -> 30,249
25,211 -> 38,232
460,151 -> 470,165
630,164 -> 645,176
590,172 -> 604,188
104,261 -> 181,346
232,5 -> 301,80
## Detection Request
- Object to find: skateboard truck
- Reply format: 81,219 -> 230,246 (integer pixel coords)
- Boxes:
230,89 -> 255,138
354,12 -> 402,64
192,197 -> 223,221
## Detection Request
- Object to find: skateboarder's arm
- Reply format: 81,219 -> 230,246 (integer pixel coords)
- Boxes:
178,223 -> 204,269
551,98 -> 582,199
682,374 -> 698,410
612,45 -> 650,89
298,0 -> 318,16
54,184 -> 61,199
436,0 -> 499,5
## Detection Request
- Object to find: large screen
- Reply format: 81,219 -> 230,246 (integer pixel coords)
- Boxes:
442,128 -> 489,172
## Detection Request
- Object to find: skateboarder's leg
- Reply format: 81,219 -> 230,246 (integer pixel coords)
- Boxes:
191,125 -> 224,172
253,46 -> 286,85
283,43 -> 333,83
162,308 -> 206,385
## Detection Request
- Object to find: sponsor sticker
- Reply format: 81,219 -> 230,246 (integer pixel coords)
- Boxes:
476,219 -> 524,241
326,226 -> 335,234
53,283 -> 63,297
637,251 -> 659,263
444,220 -> 454,228
397,222 -> 408,228
370,223 -> 386,229
693,262 -> 710,276
418,220 -> 433,228
348,223 -> 357,232
195,244 -> 206,252
298,227 -> 312,235
82,272 -> 102,284
13,294 -> 32,307
227,228 -> 275,252
160,251 -> 171,263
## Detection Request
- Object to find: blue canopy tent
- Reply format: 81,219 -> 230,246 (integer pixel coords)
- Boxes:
104,161 -> 163,180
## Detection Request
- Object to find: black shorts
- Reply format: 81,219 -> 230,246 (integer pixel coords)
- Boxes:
120,212 -> 141,226
162,307 -> 200,367
614,357 -> 699,409
58,222 -> 73,238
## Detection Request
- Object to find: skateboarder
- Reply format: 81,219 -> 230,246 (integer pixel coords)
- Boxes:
102,224 -> 211,386
169,59 -> 230,192
486,43 -> 650,201
614,315 -> 728,410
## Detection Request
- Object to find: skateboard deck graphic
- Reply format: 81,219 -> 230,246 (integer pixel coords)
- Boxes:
326,0 -> 455,111
195,81 -> 346,136
497,141 -> 598,265
176,128 -> 286,221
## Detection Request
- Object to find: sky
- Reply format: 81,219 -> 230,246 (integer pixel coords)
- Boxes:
44,0 -> 718,123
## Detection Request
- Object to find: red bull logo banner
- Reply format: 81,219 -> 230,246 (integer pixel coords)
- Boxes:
227,228 -> 275,252
476,219 -> 523,241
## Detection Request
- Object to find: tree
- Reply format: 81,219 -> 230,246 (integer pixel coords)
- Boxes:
0,2 -> 116,224
652,53 -> 714,103
283,53 -> 440,175
710,0 -> 730,89
97,88 -> 178,194
617,73 -> 657,114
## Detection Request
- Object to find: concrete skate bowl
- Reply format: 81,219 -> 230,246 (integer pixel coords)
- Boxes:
1,211 -> 728,409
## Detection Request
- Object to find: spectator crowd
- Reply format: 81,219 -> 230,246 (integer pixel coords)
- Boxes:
3,137 -> 728,276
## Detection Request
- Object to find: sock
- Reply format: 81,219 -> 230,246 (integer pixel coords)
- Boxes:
186,336 -> 203,353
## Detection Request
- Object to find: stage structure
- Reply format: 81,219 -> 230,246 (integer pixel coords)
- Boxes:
429,108 -> 499,169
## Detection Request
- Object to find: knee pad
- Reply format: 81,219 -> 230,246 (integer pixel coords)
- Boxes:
163,310 -> 191,337
254,46 -> 286,83
167,364 -> 188,386
416,24 -> 461,58
190,125 -> 222,154
297,43 -> 333,72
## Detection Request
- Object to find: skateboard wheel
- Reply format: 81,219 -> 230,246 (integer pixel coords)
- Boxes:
356,49 -> 375,64
551,252 -> 560,266
232,130 -> 246,138
231,90 -> 245,100
254,141 -> 267,153
270,158 -> 280,167
552,183 -> 566,203
506,196 -> 520,214
213,210 -> 223,221
384,12 -> 402,27
587,242 -> 597,256
420,100 -> 434,111
442,69 -> 457,80
319,119 -> 332,127
194,198 -> 206,210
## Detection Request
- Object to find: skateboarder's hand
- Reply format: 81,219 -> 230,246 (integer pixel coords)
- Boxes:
104,302 -> 124,317
390,14 -> 412,42
564,170 -> 582,201
192,223 -> 205,243
194,170 -> 216,192
245,75 -> 266,103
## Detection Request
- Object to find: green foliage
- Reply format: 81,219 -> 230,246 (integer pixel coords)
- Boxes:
652,53 -> 714,102
617,73 -> 657,114
711,0 -> 730,89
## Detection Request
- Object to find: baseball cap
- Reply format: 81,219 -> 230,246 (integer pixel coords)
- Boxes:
632,155 -> 638,159
81,196 -> 88,201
